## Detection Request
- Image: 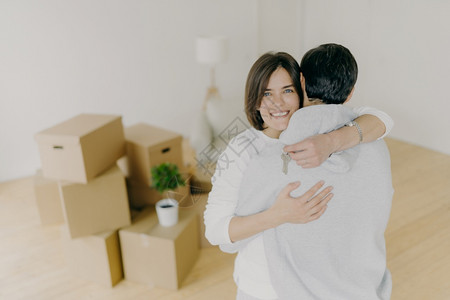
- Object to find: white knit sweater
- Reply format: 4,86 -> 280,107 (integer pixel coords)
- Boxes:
204,105 -> 394,299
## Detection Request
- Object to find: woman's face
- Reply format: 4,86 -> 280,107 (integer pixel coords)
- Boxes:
258,67 -> 300,138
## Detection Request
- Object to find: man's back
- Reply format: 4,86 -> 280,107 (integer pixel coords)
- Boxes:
262,105 -> 393,299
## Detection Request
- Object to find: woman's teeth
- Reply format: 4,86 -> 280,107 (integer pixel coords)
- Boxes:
271,111 -> 288,117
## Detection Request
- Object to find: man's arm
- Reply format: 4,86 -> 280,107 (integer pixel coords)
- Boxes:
330,114 -> 386,150
284,114 -> 387,168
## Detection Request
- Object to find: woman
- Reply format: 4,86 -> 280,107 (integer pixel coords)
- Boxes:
204,52 -> 393,300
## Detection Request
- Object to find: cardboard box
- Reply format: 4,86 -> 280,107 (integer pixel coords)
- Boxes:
116,155 -> 130,177
181,139 -> 213,194
126,177 -> 192,209
124,123 -> 183,186
182,138 -> 197,176
190,171 -> 213,194
62,228 -> 123,287
119,207 -> 199,290
125,178 -> 160,208
33,169 -> 64,225
35,114 -> 126,183
59,165 -> 131,238
188,193 -> 213,248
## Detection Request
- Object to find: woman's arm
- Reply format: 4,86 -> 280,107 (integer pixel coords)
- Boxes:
204,144 -> 248,246
228,181 -> 333,242
204,131 -> 334,246
284,107 -> 394,168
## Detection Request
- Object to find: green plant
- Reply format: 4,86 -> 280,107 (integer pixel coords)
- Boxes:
151,162 -> 185,196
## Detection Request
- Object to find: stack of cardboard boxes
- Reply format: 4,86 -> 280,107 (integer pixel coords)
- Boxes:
34,114 -> 131,287
119,123 -> 200,290
33,114 -> 204,290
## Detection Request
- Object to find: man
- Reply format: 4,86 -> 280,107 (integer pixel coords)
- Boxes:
260,43 -> 394,299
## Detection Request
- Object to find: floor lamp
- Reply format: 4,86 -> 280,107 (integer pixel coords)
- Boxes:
191,35 -> 228,169
196,36 -> 228,110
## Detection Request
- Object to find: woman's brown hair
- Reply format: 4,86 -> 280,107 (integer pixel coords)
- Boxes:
245,52 -> 302,130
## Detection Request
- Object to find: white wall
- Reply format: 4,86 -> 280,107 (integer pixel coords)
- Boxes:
257,0 -> 302,57
2,0 -> 449,182
0,0 -> 260,182
299,0 -> 450,155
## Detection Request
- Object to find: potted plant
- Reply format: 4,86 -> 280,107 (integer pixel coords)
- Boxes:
151,162 -> 186,227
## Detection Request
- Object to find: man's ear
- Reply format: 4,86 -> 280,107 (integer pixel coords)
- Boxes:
300,72 -> 306,90
344,86 -> 355,104
300,72 -> 311,106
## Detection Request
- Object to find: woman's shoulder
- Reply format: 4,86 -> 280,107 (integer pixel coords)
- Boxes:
221,128 -> 263,158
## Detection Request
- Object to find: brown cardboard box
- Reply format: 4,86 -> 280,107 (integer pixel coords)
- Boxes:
126,177 -> 192,209
35,114 -> 126,183
61,227 -> 123,287
187,193 -> 213,248
182,138 -> 197,176
181,139 -> 213,194
189,171 -> 213,194
124,123 -> 183,186
33,169 -> 64,225
59,165 -> 131,238
125,178 -> 161,208
119,207 -> 199,290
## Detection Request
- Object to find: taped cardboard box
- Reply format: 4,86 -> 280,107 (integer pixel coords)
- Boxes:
188,193 -> 213,248
35,114 -> 126,183
33,169 -> 64,225
181,139 -> 213,194
61,227 -> 123,287
126,176 -> 191,210
59,165 -> 131,239
181,138 -> 197,176
119,207 -> 199,290
124,123 -> 183,186
189,170 -> 213,194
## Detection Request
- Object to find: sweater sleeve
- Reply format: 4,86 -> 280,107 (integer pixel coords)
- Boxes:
352,106 -> 394,139
203,132 -> 253,246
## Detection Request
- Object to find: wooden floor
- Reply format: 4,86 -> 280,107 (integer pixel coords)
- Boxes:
1,138 -> 449,300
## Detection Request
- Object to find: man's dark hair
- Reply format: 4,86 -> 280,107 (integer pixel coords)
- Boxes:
300,43 -> 358,104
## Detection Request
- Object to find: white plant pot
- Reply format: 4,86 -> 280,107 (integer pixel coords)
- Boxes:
155,198 -> 179,227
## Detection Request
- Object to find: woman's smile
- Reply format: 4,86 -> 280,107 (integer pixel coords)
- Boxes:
270,110 -> 289,118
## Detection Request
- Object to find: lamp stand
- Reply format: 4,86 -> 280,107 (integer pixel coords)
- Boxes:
202,66 -> 220,111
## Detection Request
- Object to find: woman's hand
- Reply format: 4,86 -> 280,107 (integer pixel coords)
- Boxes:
283,134 -> 335,168
228,181 -> 333,243
268,180 -> 334,226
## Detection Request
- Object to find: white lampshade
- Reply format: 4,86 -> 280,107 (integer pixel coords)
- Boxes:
196,35 -> 228,65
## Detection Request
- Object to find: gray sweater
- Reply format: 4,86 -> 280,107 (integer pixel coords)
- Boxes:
224,105 -> 393,299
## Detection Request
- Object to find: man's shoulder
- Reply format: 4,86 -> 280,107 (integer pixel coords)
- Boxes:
281,105 -> 357,145
295,104 -> 356,119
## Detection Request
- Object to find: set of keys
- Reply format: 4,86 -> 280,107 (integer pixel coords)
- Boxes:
280,152 -> 291,175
